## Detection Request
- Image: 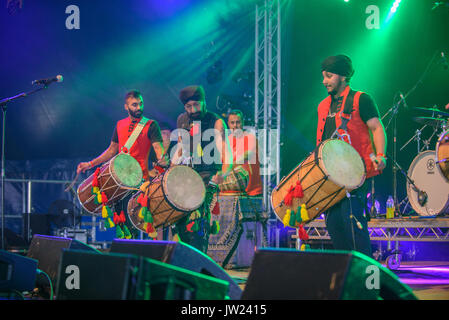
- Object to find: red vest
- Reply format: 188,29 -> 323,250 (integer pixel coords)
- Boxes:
116,117 -> 153,180
316,86 -> 380,178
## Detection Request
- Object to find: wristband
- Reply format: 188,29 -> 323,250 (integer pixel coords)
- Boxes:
88,161 -> 94,168
376,153 -> 386,160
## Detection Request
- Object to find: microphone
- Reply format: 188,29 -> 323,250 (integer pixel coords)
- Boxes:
440,51 -> 448,70
32,75 -> 63,86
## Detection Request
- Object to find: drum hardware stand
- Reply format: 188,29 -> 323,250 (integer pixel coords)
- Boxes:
381,51 -> 441,216
400,125 -> 427,153
0,84 -> 52,250
386,151 -> 428,214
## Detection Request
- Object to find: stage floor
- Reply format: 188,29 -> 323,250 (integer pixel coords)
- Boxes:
227,261 -> 449,300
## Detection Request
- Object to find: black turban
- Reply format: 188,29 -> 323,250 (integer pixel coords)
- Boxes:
321,55 -> 354,78
179,85 -> 205,105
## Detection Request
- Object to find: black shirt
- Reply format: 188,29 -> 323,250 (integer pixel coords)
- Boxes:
322,92 -> 380,141
176,111 -> 222,174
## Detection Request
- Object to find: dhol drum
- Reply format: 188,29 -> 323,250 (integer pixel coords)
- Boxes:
407,150 -> 449,216
219,166 -> 249,193
271,139 -> 366,224
436,130 -> 449,181
77,153 -> 143,215
127,165 -> 206,231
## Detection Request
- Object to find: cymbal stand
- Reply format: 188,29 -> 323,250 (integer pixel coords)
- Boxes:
400,125 -> 427,153
420,120 -> 445,152
381,51 -> 440,215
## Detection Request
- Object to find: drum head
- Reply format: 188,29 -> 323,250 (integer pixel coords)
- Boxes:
320,139 -> 366,190
407,150 -> 449,216
111,153 -> 143,187
163,166 -> 206,212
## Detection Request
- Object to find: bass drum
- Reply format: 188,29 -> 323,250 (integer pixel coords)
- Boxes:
406,150 -> 449,216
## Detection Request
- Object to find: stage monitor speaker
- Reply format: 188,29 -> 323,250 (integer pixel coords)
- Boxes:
0,250 -> 38,293
241,248 -> 417,300
26,234 -> 99,288
110,239 -> 242,300
56,249 -> 229,300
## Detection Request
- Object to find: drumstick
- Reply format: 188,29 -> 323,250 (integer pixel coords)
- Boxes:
64,172 -> 80,192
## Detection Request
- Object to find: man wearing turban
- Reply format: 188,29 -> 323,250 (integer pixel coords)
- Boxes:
316,55 -> 387,257
171,85 -> 233,253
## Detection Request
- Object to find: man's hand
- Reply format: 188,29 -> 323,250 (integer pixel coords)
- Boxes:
373,155 -> 386,171
211,172 -> 225,185
76,162 -> 91,174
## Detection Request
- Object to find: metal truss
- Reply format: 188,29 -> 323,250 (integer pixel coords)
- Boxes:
297,218 -> 449,242
254,0 -> 282,215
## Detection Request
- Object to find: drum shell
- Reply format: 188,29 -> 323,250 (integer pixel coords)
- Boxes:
128,166 -> 206,231
271,139 -> 365,224
77,154 -> 141,215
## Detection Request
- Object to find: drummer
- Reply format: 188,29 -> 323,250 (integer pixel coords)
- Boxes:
171,85 -> 233,253
77,90 -> 168,238
220,109 -> 262,196
317,55 -> 387,257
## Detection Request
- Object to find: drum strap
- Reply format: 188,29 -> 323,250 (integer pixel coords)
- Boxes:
331,89 -> 356,143
122,117 -> 149,153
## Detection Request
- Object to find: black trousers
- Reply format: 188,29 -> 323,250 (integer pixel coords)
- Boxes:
173,170 -> 217,254
324,181 -> 373,258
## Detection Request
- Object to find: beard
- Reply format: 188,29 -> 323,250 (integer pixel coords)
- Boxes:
129,109 -> 143,118
188,111 -> 204,120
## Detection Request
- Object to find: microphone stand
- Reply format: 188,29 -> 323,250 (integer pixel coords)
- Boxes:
0,84 -> 50,250
381,51 -> 440,215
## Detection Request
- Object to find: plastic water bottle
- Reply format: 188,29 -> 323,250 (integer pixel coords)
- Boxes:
386,196 -> 395,219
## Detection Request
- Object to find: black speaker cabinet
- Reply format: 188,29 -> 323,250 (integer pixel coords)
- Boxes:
110,239 -> 242,299
242,248 -> 417,300
0,250 -> 38,293
26,234 -> 99,288
56,249 -> 229,300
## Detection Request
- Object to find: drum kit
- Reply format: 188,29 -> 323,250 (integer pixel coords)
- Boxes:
402,107 -> 449,216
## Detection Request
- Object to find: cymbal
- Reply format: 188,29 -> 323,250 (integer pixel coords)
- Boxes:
414,106 -> 449,118
413,116 -> 447,128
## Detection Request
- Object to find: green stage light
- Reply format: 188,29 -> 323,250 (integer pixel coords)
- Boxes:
386,0 -> 402,22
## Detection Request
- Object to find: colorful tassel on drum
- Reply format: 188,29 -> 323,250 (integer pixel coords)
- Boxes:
116,226 -> 125,239
137,193 -> 148,208
189,210 -> 201,220
283,185 -> 295,206
293,180 -> 304,198
289,209 -> 297,227
210,220 -> 220,235
300,204 -> 309,223
92,168 -> 101,187
211,202 -> 220,215
186,221 -> 195,233
122,225 -> 132,239
145,222 -> 158,238
297,224 -> 309,241
283,209 -> 292,227
104,217 -> 115,229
